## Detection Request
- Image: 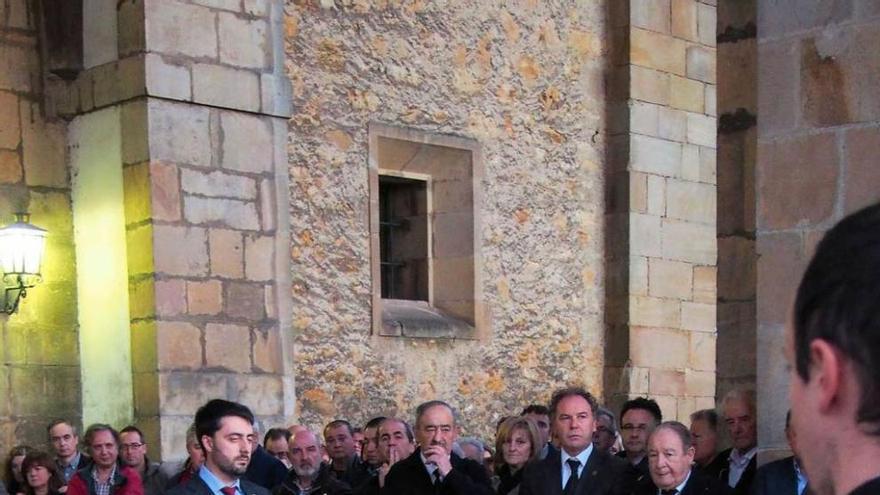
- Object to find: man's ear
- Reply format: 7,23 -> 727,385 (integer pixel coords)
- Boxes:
809,339 -> 843,413
201,435 -> 214,454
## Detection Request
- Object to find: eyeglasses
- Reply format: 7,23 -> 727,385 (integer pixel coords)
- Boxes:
121,443 -> 144,450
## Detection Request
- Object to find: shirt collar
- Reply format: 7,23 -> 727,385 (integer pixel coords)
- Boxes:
657,470 -> 692,495
60,451 -> 82,469
560,442 -> 594,468
198,465 -> 241,495
729,446 -> 757,467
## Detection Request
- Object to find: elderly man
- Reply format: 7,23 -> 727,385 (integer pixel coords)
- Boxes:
689,410 -> 724,478
166,399 -> 270,495
718,390 -> 757,495
67,424 -> 144,495
785,203 -> 880,495
384,400 -> 492,495
637,421 -> 731,495
120,426 -> 168,495
519,387 -> 628,495
47,420 -> 91,483
593,407 -> 618,454
273,430 -> 351,495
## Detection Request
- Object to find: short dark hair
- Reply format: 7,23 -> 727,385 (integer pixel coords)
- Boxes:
46,420 -> 77,439
263,428 -> 291,445
415,400 -> 459,427
620,397 -> 662,424
120,426 -> 145,443
83,424 -> 121,454
379,417 -> 414,442
364,416 -> 387,430
194,399 -> 255,450
794,202 -> 880,435
652,421 -> 693,450
21,451 -> 64,495
323,420 -> 354,438
521,404 -> 550,416
548,387 -> 598,419
689,409 -> 718,431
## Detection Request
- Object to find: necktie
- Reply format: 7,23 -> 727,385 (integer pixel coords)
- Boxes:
433,469 -> 442,485
661,490 -> 678,495
220,487 -> 236,495
563,459 -> 581,495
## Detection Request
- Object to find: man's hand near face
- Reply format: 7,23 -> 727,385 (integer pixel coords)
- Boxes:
422,444 -> 453,476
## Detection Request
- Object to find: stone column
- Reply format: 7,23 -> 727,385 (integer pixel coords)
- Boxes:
756,1 -> 880,461
45,0 -> 293,459
605,0 -> 718,421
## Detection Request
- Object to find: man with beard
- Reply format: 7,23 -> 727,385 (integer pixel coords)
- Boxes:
168,399 -> 269,495
273,430 -> 351,495
383,401 -> 492,495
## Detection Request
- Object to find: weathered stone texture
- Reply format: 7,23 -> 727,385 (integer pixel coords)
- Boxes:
287,1 -> 607,437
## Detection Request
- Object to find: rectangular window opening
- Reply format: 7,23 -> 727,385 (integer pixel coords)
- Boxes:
378,175 -> 429,301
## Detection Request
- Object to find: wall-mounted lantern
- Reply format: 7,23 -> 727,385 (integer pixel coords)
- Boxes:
0,213 -> 47,314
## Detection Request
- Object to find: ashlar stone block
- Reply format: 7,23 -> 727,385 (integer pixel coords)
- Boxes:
210,228 -> 244,278
631,0 -> 671,34
631,28 -> 687,76
145,1 -> 218,59
244,234 -> 274,281
221,112 -> 273,172
687,113 -> 716,148
669,75 -> 704,113
205,323 -> 252,372
181,168 -> 257,200
184,196 -> 260,231
148,100 -> 212,167
631,66 -> 670,105
631,295 -> 681,328
671,0 -> 698,42
631,135 -> 682,177
153,225 -> 209,276
666,179 -> 715,224
187,280 -> 223,315
662,219 -> 716,264
218,13 -> 269,69
193,63 -> 260,113
0,91 -> 19,149
157,321 -> 202,370
631,326 -> 689,368
145,53 -> 191,101
682,301 -> 716,332
648,258 -> 693,300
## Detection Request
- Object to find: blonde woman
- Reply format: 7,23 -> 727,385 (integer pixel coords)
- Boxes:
493,417 -> 541,495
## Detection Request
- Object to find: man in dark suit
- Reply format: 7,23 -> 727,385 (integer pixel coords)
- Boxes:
634,421 -> 731,495
519,386 -> 628,495
716,390 -> 756,495
617,398 -> 663,489
167,399 -> 270,495
383,400 -> 493,495
753,411 -> 809,495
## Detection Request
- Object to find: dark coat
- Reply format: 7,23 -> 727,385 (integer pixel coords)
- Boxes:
632,469 -> 732,495
752,456 -> 798,495
695,455 -> 727,481
329,457 -> 371,492
716,449 -> 756,495
273,464 -> 351,495
615,453 -> 650,490
243,446 -> 289,491
166,472 -> 270,495
519,447 -> 629,495
382,448 -> 493,495
849,476 -> 880,495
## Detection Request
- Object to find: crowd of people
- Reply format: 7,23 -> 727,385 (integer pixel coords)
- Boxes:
0,387 -> 781,495
3,190 -> 880,495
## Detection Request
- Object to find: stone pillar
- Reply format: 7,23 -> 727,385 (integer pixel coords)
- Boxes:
45,0 -> 293,459
605,0 -> 718,421
716,1 -> 756,403
756,1 -> 880,461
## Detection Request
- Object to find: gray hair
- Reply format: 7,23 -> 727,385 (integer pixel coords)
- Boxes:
596,407 -> 617,435
414,400 -> 460,427
651,421 -> 693,450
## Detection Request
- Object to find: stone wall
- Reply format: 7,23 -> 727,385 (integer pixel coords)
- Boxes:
605,0 -> 719,422
0,0 -> 80,447
756,0 -> 880,459
286,0 -> 609,437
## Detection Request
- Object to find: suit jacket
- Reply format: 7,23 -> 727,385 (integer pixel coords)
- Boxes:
615,453 -> 650,490
243,446 -> 289,491
382,448 -> 493,495
716,449 -> 756,495
519,446 -> 629,495
167,472 -> 270,495
752,456 -> 798,495
633,469 -> 732,495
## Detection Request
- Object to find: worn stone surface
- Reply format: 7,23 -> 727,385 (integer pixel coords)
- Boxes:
287,1 -> 607,436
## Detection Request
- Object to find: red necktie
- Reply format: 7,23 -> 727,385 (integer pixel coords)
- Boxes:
220,486 -> 237,495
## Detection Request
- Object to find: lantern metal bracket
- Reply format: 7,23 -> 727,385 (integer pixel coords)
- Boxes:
2,274 -> 38,314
